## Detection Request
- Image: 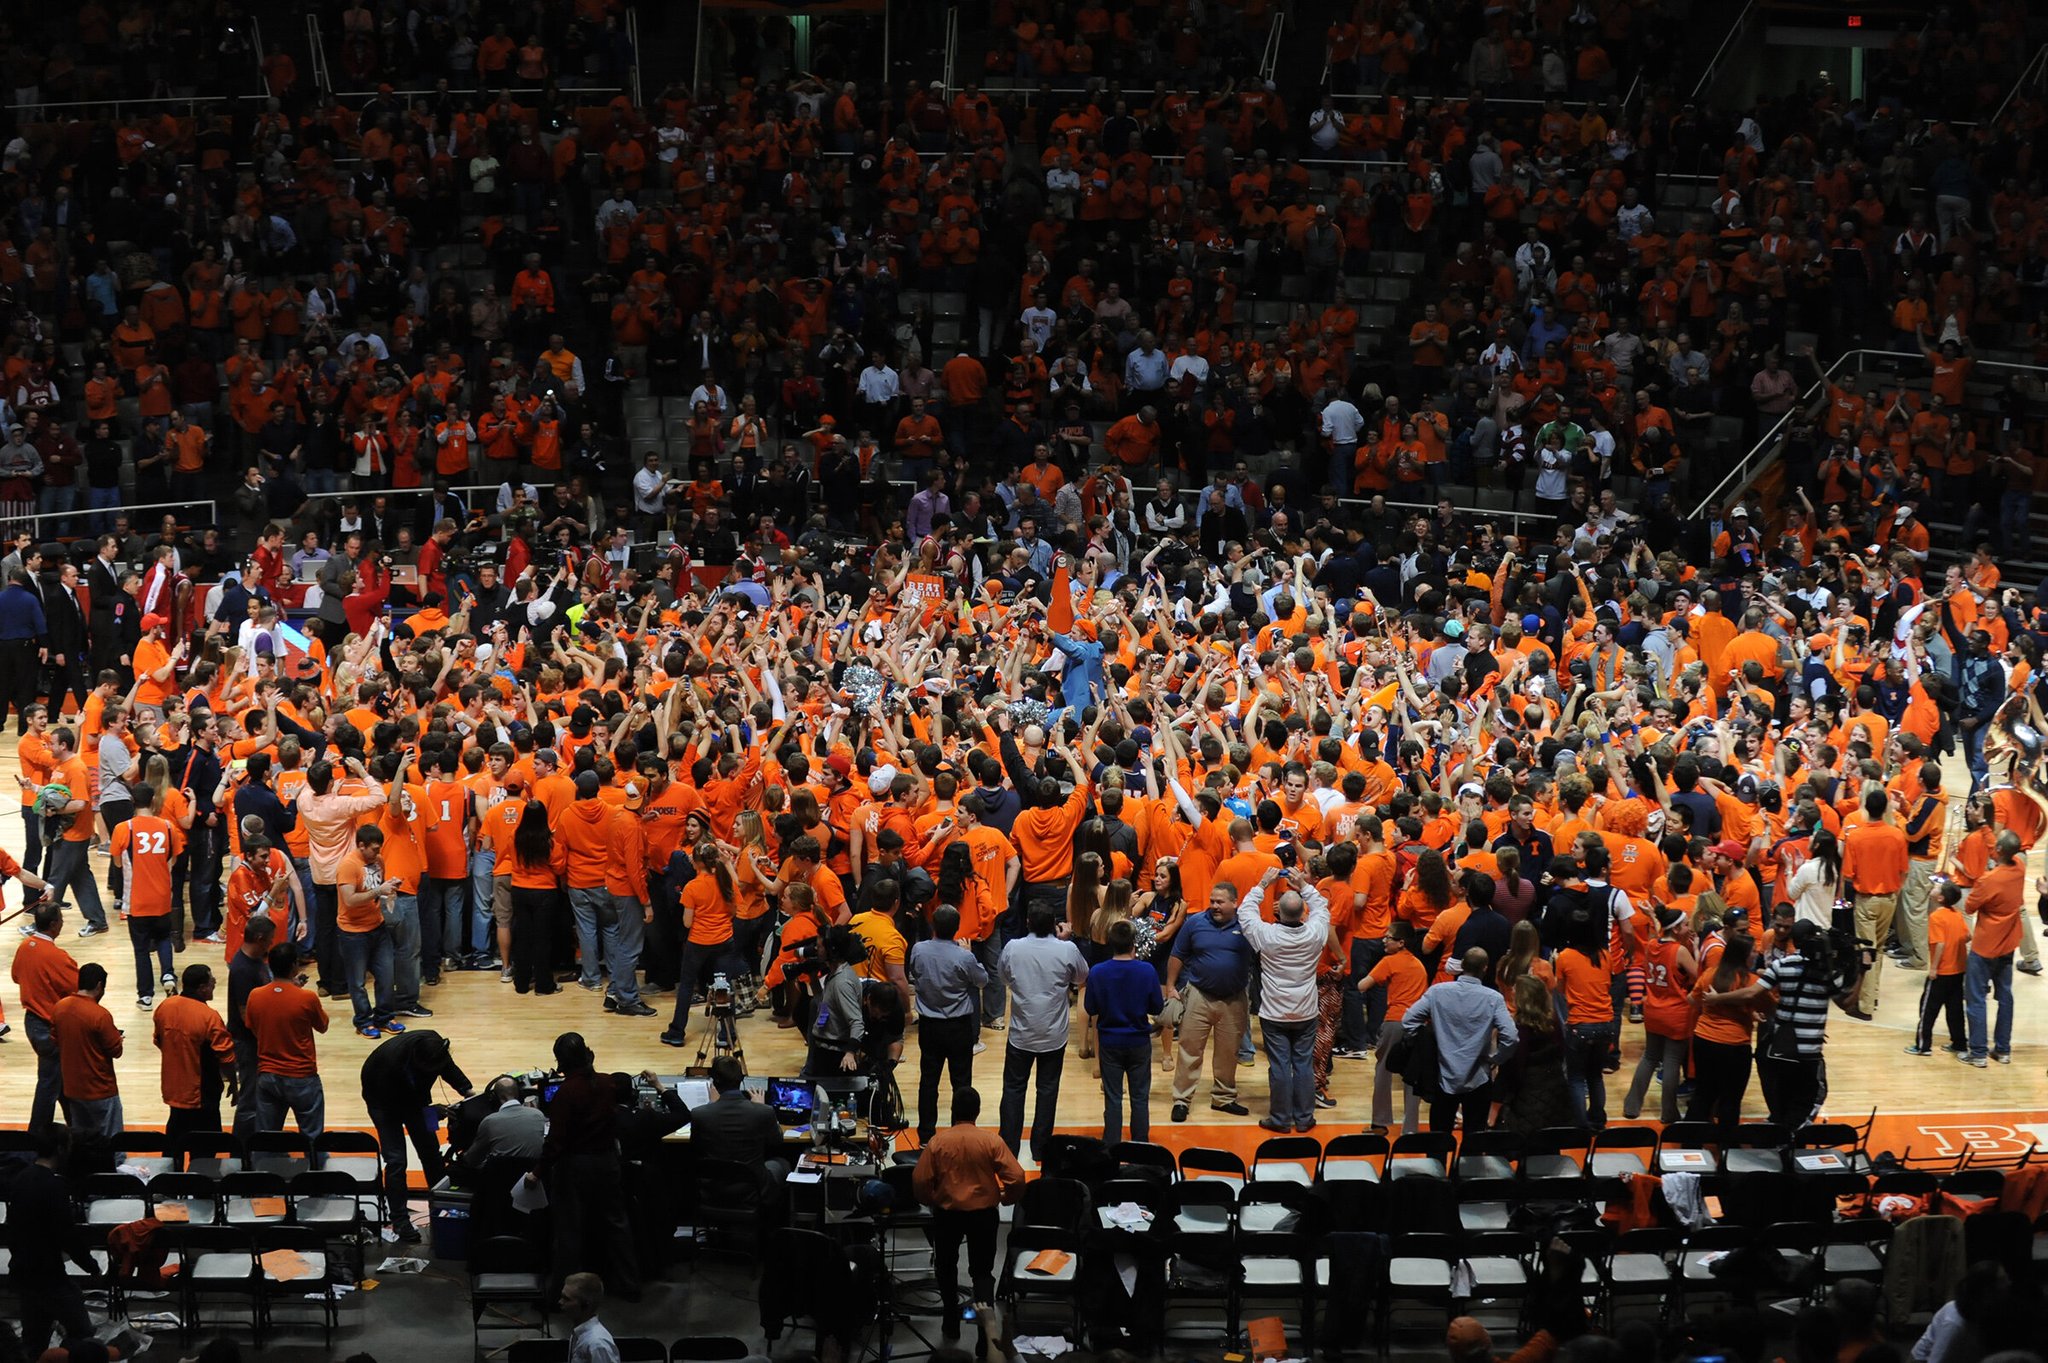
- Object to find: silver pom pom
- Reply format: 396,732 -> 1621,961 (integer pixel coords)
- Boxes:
842,664 -> 888,715
1007,698 -> 1050,731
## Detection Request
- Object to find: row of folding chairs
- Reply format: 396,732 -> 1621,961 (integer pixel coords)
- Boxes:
505,1338 -> 751,1362
1067,1119 -> 1874,1193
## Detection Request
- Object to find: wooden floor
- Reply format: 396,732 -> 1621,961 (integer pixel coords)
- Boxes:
0,732 -> 2042,1142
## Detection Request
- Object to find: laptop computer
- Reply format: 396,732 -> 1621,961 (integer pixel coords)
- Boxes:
295,559 -> 325,584
765,1077 -> 818,1126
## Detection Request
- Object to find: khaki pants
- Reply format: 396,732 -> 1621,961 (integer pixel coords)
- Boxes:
1855,892 -> 1897,1011
1897,860 -> 1935,968
1171,984 -> 1248,1105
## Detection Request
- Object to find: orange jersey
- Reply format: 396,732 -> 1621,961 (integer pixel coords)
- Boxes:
112,815 -> 178,917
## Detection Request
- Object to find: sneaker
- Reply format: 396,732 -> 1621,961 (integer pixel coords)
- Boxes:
161,971 -> 178,998
360,1026 -> 382,1039
196,933 -> 225,944
972,1040 -> 987,1054
1964,1054 -> 1988,1068
2019,961 -> 2044,977
602,995 -> 618,1013
1210,1100 -> 1250,1116
1943,1042 -> 1970,1054
1313,1091 -> 1337,1109
613,999 -> 656,1017
982,1018 -> 1005,1031
1626,1005 -> 1643,1023
1171,1102 -> 1190,1123
1898,959 -> 1926,971
1992,1051 -> 2012,1065
77,923 -> 106,938
1295,1119 -> 1318,1133
0,1023 -> 10,1040
17,922 -> 33,936
138,995 -> 154,1010
659,1032 -> 689,1048
1903,1044 -> 1932,1056
421,975 -> 441,988
398,1006 -> 434,1018
500,969 -> 514,984
1331,1046 -> 1369,1060
578,978 -> 602,992
383,1020 -> 406,1033
392,1223 -> 423,1244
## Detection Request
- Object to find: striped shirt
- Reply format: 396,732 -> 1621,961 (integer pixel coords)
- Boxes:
1759,953 -> 1831,1056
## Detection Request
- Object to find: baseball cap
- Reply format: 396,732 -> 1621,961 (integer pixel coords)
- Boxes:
1710,839 -> 1747,860
141,614 -> 169,632
825,753 -> 854,780
624,782 -> 645,811
868,764 -> 899,796
1729,506 -> 1749,519
574,771 -> 601,799
1893,505 -> 1912,523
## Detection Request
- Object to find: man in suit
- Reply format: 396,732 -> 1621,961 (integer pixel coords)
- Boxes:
686,1054 -> 790,1211
42,560 -> 89,718
84,534 -> 124,678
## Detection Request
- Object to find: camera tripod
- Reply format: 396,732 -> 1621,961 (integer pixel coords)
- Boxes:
692,997 -> 747,1073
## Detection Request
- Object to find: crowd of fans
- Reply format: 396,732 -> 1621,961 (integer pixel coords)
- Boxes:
0,0 -> 2047,1357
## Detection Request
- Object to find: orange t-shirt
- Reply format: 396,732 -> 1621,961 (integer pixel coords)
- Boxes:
49,993 -> 123,1100
1926,905 -> 1969,976
112,814 -> 177,916
1841,820 -> 1909,895
1363,949 -> 1427,1021
683,872 -> 736,945
154,994 -> 235,1109
421,779 -> 472,880
334,849 -> 390,932
224,847 -> 293,959
11,934 -> 80,1020
54,756 -> 93,841
242,979 -> 327,1076
1555,946 -> 1615,1024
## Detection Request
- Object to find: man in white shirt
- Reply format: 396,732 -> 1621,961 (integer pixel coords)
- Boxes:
855,354 -> 901,434
1018,291 -> 1057,349
1167,348 -> 1210,391
686,379 -> 730,422
561,1272 -> 621,1363
631,452 -> 669,537
1237,868 -> 1331,1134
1319,392 -> 1364,493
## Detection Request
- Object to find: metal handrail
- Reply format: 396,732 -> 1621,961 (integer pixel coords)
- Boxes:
1687,347 -> 2048,519
1257,10 -> 1288,84
252,16 -> 271,96
1691,0 -> 1758,101
306,13 -> 332,95
297,481 -> 558,505
1989,43 -> 2048,129
625,8 -> 644,110
941,6 -> 960,97
17,500 -> 218,536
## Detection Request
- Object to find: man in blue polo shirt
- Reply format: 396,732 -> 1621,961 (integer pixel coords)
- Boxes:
1164,878 -> 1254,1122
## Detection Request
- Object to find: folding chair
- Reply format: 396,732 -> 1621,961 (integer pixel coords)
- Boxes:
163,1225 -> 261,1345
1655,1121 -> 1722,1174
314,1130 -> 383,1190
1386,1169 -> 1460,1235
1094,1177 -> 1172,1235
1724,1123 -> 1790,1175
1251,1135 -> 1322,1185
1379,1232 -> 1462,1357
1319,1131 -> 1389,1182
1456,1177 -> 1523,1233
1522,1128 -> 1590,1182
245,1131 -> 314,1180
1108,1140 -> 1177,1177
670,1338 -> 751,1361
1754,1221 -> 1821,1304
998,1225 -> 1084,1339
1791,1121 -> 1872,1174
506,1343 -> 569,1363
611,1341 -> 666,1362
1589,1126 -> 1657,1178
1388,1132 -> 1455,1181
1235,1183 -> 1331,1350
111,1130 -> 178,1179
470,1234 -> 551,1358
178,1132 -> 246,1179
1454,1130 -> 1522,1181
149,1171 -> 224,1226
1179,1145 -> 1249,1192
254,1223 -> 340,1345
1462,1231 -> 1538,1338
1605,1227 -> 1682,1328
1675,1223 -> 1757,1321
75,1171 -> 151,1225
1163,1182 -> 1236,1341
1816,1218 -> 1891,1293
290,1169 -> 369,1279
221,1170 -> 293,1227
1015,1176 -> 1092,1232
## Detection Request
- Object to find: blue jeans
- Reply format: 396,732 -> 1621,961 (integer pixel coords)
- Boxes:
25,1012 -> 62,1134
1966,952 -> 2014,1060
385,894 -> 422,1011
1568,1020 -> 1622,1127
468,848 -> 498,957
290,856 -> 315,956
420,876 -> 468,964
255,1072 -> 327,1161
1963,722 -> 1990,792
36,484 -> 76,534
1328,441 -> 1357,493
44,838 -> 106,929
604,893 -> 646,1004
2000,489 -> 2032,553
85,485 -> 121,534
1099,1041 -> 1152,1144
1264,1018 -> 1316,1126
974,930 -> 1008,1025
567,886 -> 610,987
339,924 -> 396,1030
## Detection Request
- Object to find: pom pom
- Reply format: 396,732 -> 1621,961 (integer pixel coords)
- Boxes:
842,664 -> 887,715
1007,698 -> 1050,732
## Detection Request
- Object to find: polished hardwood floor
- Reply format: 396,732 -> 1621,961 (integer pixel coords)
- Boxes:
0,733 -> 2040,1146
